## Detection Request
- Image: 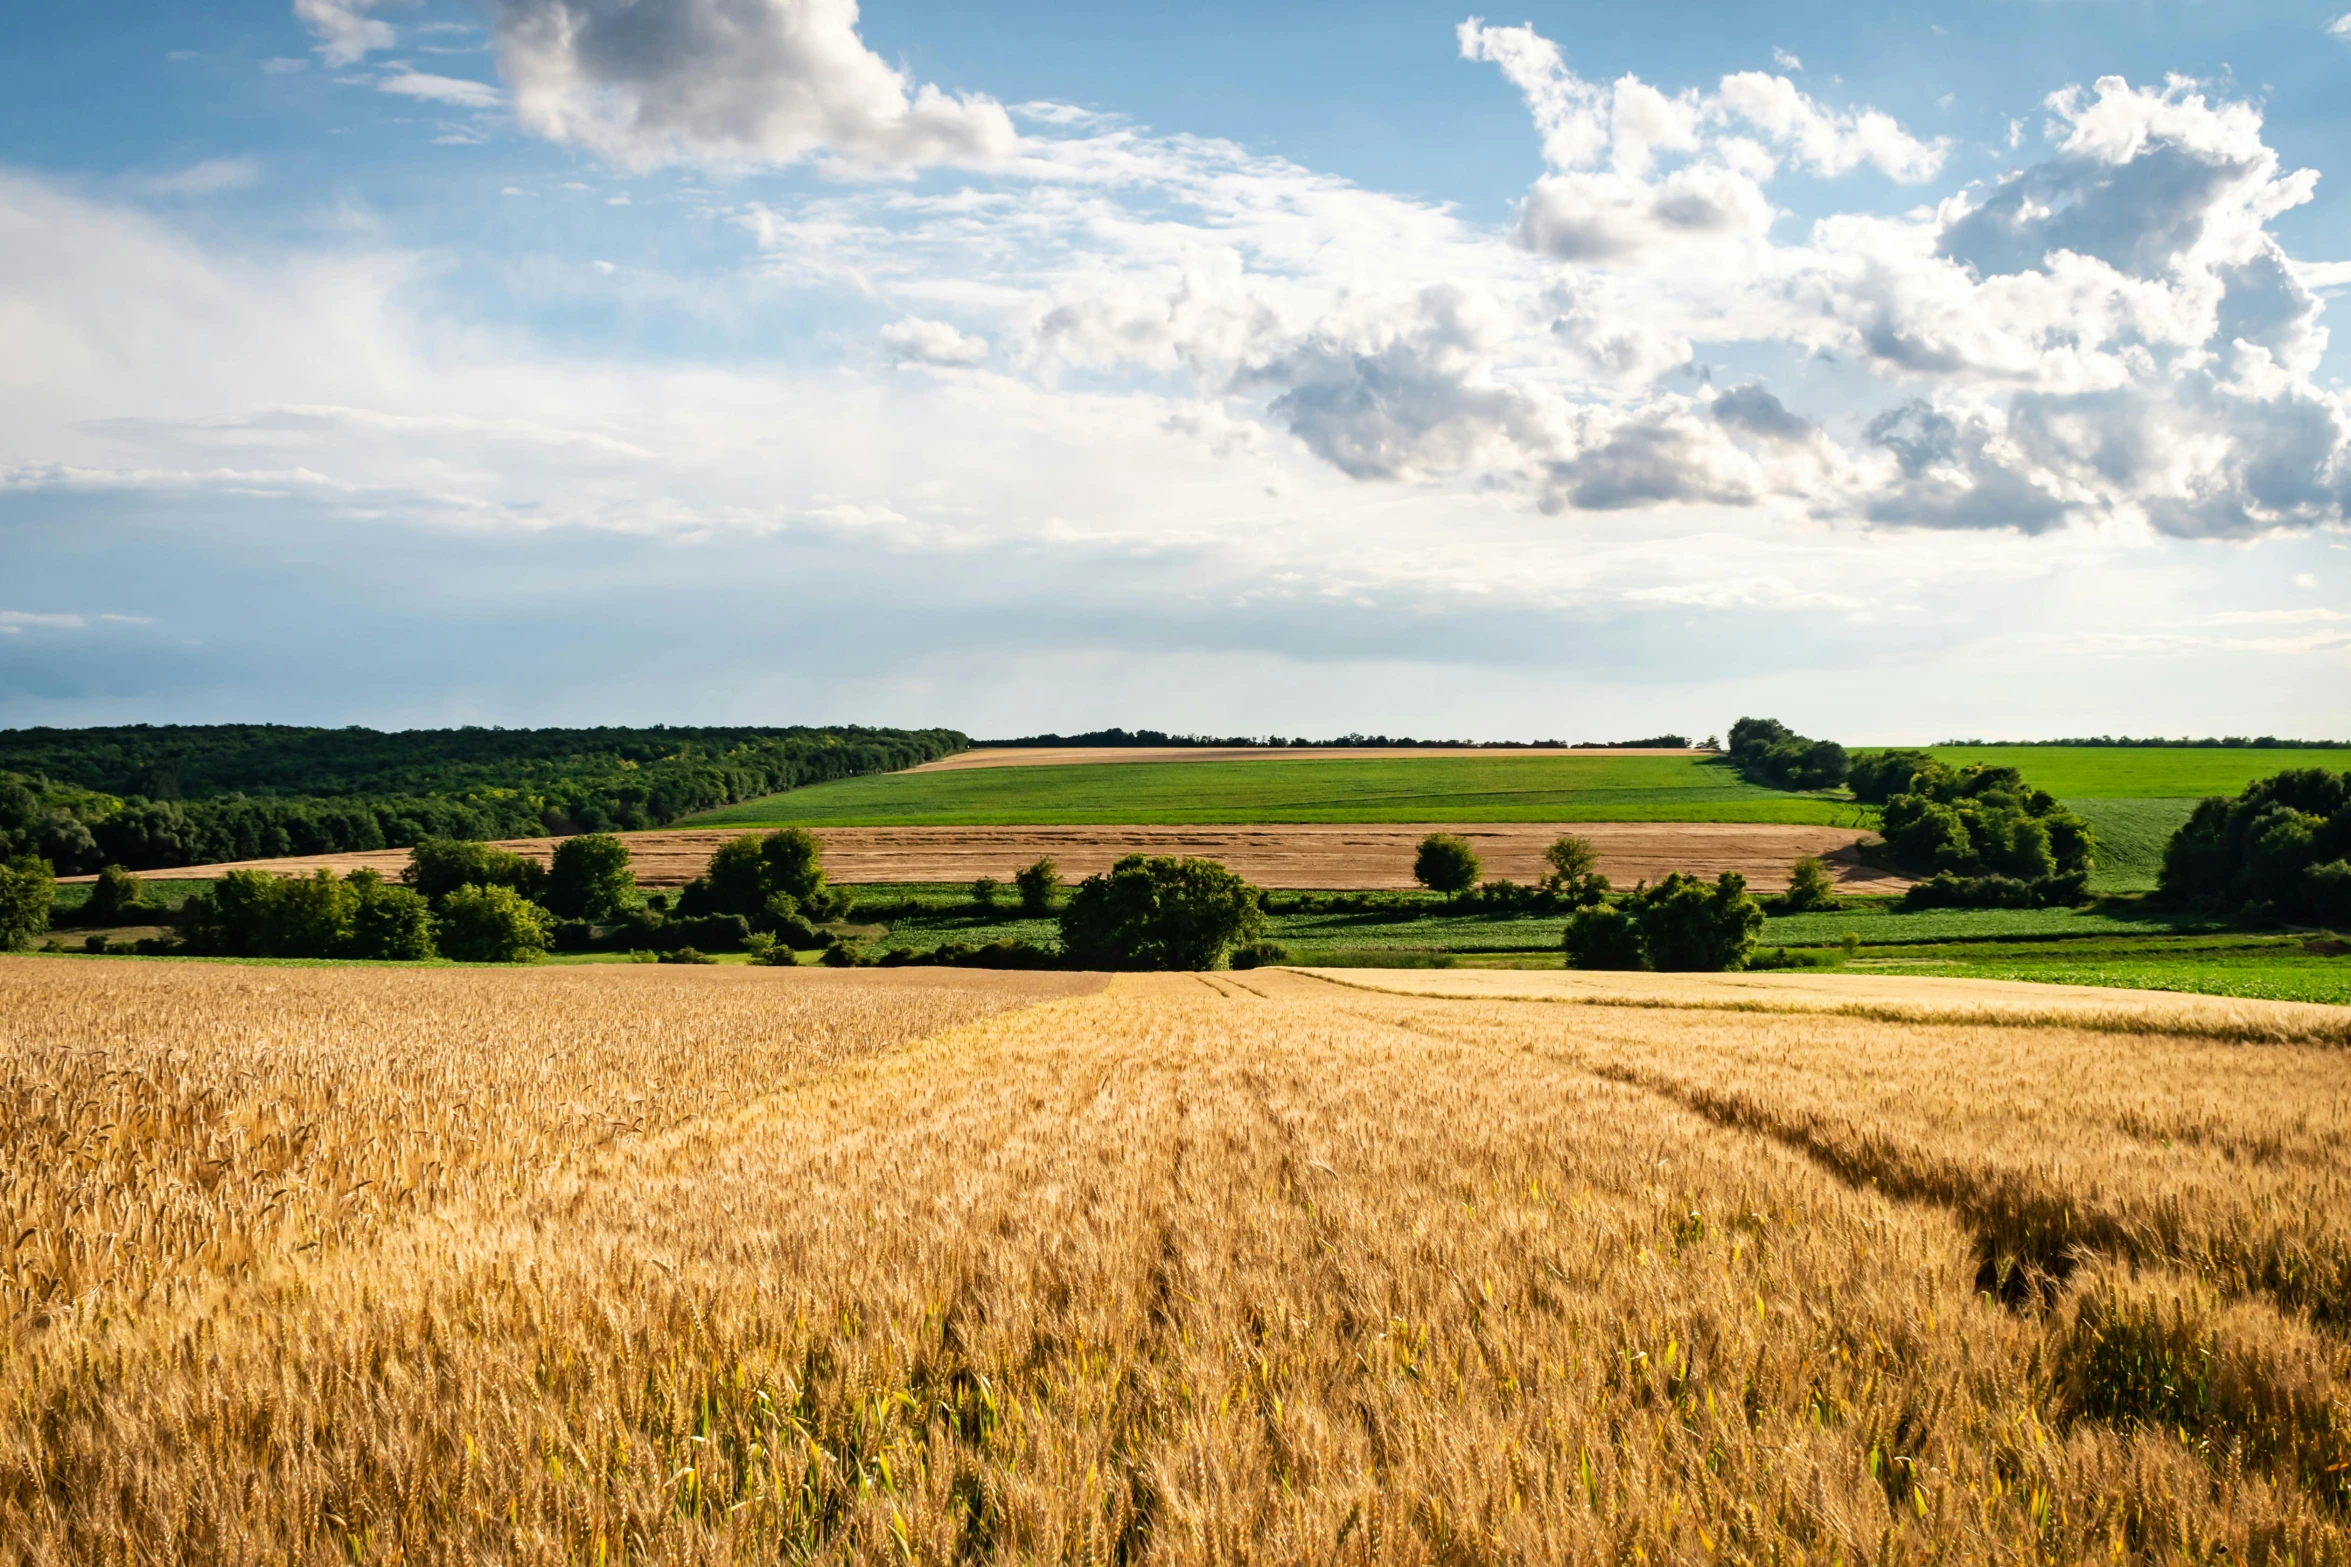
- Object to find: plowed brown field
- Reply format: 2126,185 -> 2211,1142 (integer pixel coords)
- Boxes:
93,821 -> 1906,893
7,959 -> 2351,1562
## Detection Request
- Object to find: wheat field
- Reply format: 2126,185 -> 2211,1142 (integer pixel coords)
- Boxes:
5,959 -> 2351,1563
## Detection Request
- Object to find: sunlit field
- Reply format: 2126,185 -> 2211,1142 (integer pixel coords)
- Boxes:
6,958 -> 2351,1563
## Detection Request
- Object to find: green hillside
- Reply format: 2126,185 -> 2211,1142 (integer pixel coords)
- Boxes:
682,753 -> 1867,827
1922,746 -> 2347,798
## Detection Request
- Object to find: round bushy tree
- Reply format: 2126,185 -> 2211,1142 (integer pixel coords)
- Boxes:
1631,871 -> 1763,972
545,832 -> 635,921
1413,833 -> 1481,895
435,884 -> 552,963
1059,854 -> 1264,970
0,855 -> 55,951
1775,855 -> 1839,914
1015,857 -> 1062,914
85,863 -> 150,923
1562,903 -> 1644,970
1542,834 -> 1611,907
345,871 -> 437,960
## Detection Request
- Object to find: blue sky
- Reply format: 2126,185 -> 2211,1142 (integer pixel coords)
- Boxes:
3,0 -> 2349,740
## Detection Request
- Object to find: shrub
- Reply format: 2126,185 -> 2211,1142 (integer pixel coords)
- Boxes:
0,850 -> 55,949
405,839 -> 547,905
658,947 -> 717,965
1728,717 -> 1850,791
1631,872 -> 1764,972
1541,834 -> 1611,907
545,833 -> 635,921
345,872 -> 437,960
1562,903 -> 1645,970
1901,872 -> 2060,911
1015,857 -> 1062,914
818,940 -> 869,968
1229,939 -> 1292,970
1060,854 -> 1264,971
183,868 -> 353,959
890,938 -> 1062,970
689,828 -> 849,927
969,875 -> 1002,909
2158,770 -> 2351,921
1876,762 -> 2095,901
1848,749 -> 1938,806
435,884 -> 552,964
1413,833 -> 1481,895
85,864 -> 150,924
1770,855 -> 1840,914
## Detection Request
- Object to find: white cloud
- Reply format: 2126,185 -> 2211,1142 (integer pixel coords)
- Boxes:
2297,572 -> 2321,588
0,611 -> 86,632
486,0 -> 1016,172
1772,47 -> 1803,72
294,0 -> 394,65
137,158 -> 261,196
2331,13 -> 2351,38
879,316 -> 989,366
376,69 -> 502,108
261,57 -> 309,74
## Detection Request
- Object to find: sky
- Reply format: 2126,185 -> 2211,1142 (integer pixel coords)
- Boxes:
3,1 -> 2350,743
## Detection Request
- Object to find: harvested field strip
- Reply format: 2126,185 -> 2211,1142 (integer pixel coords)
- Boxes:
11,965 -> 2351,1559
1297,967 -> 2351,1047
97,820 -> 1905,893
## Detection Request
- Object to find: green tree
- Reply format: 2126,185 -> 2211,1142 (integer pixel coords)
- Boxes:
85,864 -> 150,923
970,875 -> 1002,909
1630,872 -> 1764,972
2160,769 -> 2351,918
0,855 -> 54,950
1562,903 -> 1644,970
1015,857 -> 1062,914
1847,749 -> 1936,805
1774,855 -> 1839,914
435,884 -> 552,963
687,828 -> 844,926
404,838 -> 547,905
345,871 -> 437,960
1541,834 -> 1611,906
1059,854 -> 1264,970
545,832 -> 635,920
1413,832 -> 1481,895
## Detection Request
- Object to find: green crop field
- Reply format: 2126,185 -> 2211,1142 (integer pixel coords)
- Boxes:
1921,745 -> 2347,798
681,754 -> 1868,826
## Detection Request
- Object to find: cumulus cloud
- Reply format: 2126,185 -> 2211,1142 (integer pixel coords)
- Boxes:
879,316 -> 988,366
486,0 -> 1016,171
1459,18 -> 1945,267
294,0 -> 394,65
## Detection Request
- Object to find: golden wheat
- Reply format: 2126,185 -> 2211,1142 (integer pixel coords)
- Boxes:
3,958 -> 2350,1562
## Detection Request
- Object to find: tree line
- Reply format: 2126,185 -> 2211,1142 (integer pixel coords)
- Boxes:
0,724 -> 963,874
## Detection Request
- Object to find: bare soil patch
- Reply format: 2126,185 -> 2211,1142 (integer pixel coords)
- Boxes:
94,820 -> 1904,893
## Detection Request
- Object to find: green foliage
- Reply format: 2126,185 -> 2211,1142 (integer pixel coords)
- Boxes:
179,867 -> 440,960
544,833 -> 635,921
0,855 -> 56,950
684,828 -> 844,928
682,753 -> 1870,828
85,864 -> 150,923
1015,857 -> 1061,914
434,884 -> 552,964
658,947 -> 718,965
1059,854 -> 1265,971
1631,871 -> 1766,971
1847,749 -> 1938,806
1229,939 -> 1292,970
1878,762 -> 2096,905
875,938 -> 1063,970
1413,833 -> 1481,894
405,838 -> 548,906
2158,768 -> 2351,921
969,875 -> 1002,909
1562,903 -> 1645,970
1728,717 -> 1851,792
1540,833 -> 1611,906
1770,855 -> 1841,914
345,873 -> 437,961
0,726 -> 962,872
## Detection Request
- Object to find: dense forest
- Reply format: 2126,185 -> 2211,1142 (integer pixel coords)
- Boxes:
0,725 -> 965,872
